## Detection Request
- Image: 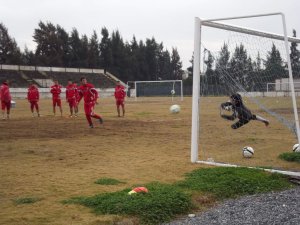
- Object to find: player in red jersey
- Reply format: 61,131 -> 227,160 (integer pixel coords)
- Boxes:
114,80 -> 126,117
65,80 -> 78,117
73,82 -> 79,115
0,80 -> 11,120
50,80 -> 63,116
78,77 -> 103,128
27,83 -> 40,117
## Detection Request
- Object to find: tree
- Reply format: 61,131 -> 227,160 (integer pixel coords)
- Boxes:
56,25 -> 70,67
264,43 -> 286,81
290,29 -> 300,78
215,43 -> 230,86
171,47 -> 183,80
22,46 -> 36,66
0,23 -> 22,64
69,28 -> 81,67
216,43 -> 230,70
33,21 -> 62,66
99,27 -> 112,73
88,30 -> 100,68
144,37 -> 159,80
229,43 -> 252,88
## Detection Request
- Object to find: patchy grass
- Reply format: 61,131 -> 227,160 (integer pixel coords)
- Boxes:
13,197 -> 42,205
64,182 -> 191,225
176,167 -> 293,199
64,167 -> 294,224
279,152 -> 300,163
95,178 -> 126,185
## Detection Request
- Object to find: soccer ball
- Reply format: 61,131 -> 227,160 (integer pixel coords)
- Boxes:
292,143 -> 300,152
224,105 -> 232,111
171,89 -> 175,95
170,104 -> 180,114
11,100 -> 16,108
242,146 -> 254,158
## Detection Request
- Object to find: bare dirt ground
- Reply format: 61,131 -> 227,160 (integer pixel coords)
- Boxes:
0,97 -> 299,225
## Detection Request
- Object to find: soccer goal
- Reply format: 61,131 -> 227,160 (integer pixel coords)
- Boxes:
126,80 -> 183,101
191,13 -> 300,176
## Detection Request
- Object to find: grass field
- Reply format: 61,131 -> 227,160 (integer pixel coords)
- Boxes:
0,96 -> 299,224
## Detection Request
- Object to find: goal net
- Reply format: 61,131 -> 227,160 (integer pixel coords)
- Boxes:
191,13 -> 300,173
126,80 -> 183,101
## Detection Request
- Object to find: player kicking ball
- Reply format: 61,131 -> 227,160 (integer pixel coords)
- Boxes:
220,93 -> 269,129
77,77 -> 103,128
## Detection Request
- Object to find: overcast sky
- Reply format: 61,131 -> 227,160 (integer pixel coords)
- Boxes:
0,0 -> 299,69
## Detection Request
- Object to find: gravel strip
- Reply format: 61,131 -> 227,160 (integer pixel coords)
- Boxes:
163,187 -> 300,225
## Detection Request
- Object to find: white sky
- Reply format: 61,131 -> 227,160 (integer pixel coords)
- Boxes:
0,0 -> 299,69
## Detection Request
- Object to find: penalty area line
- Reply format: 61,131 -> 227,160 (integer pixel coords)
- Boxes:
196,160 -> 300,178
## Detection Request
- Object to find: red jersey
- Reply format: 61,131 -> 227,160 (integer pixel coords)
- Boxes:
50,84 -> 62,99
0,82 -> 11,102
65,84 -> 78,101
78,83 -> 98,104
114,84 -> 126,100
27,85 -> 39,102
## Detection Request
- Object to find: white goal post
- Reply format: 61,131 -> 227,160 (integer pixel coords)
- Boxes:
126,80 -> 183,101
191,12 -> 300,164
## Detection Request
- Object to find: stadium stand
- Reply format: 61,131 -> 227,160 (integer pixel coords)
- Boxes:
0,70 -> 29,87
0,66 -> 117,88
45,71 -> 116,88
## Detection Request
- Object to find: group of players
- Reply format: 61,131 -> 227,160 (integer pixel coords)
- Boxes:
1,76 -> 270,129
0,77 -> 126,128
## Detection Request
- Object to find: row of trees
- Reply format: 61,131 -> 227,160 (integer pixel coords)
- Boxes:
0,22 -> 184,82
186,29 -> 300,93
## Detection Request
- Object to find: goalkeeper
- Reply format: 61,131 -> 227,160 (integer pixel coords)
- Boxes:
220,93 -> 269,129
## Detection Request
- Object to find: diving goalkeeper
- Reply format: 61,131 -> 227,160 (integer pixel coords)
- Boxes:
220,93 -> 269,129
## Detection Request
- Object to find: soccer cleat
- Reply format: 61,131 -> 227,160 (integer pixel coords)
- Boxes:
89,124 -> 94,128
264,120 -> 269,127
99,117 -> 104,124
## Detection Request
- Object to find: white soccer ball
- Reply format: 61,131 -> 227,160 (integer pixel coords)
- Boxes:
171,89 -> 175,95
242,146 -> 254,158
292,143 -> 300,153
170,104 -> 180,114
224,105 -> 232,111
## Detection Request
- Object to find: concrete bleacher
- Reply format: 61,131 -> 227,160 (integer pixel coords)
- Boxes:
0,65 -> 118,89
0,70 -> 29,87
45,71 -> 116,88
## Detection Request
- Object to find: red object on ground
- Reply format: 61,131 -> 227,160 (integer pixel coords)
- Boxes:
133,187 -> 148,193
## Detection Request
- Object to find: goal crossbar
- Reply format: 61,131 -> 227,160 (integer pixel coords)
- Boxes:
202,21 -> 300,43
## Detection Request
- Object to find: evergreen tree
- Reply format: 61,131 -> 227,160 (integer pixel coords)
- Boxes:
0,23 -> 22,64
216,43 -> 230,70
33,21 -> 62,66
229,43 -> 250,88
215,43 -> 230,86
88,31 -> 100,68
145,37 -> 159,80
110,30 -> 126,80
22,46 -> 36,66
171,47 -> 183,80
157,47 -> 171,80
69,28 -> 81,67
290,29 -> 300,78
99,27 -> 112,73
264,43 -> 286,81
79,34 -> 89,68
56,25 -> 70,67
